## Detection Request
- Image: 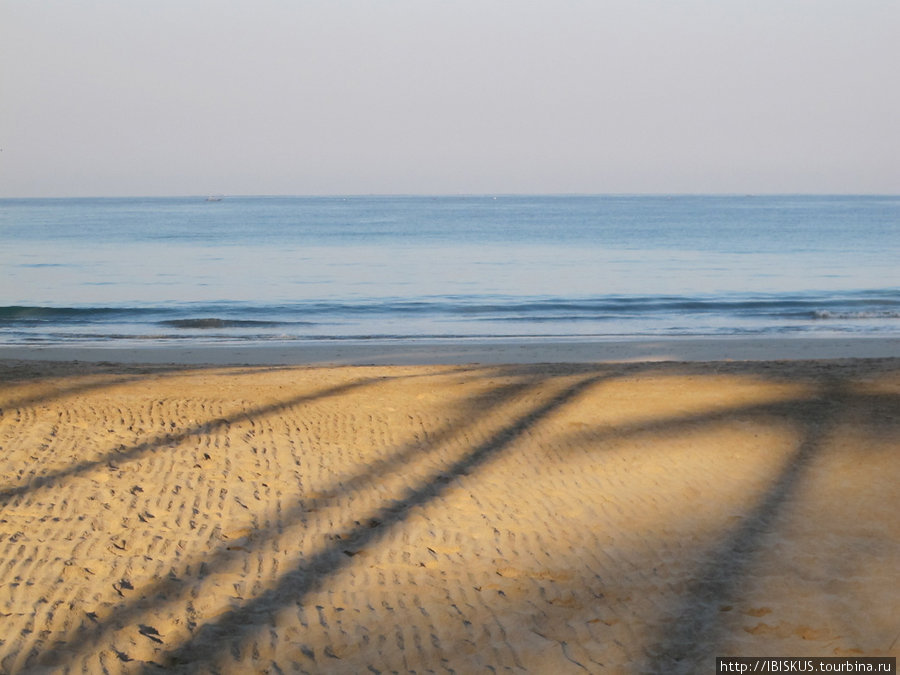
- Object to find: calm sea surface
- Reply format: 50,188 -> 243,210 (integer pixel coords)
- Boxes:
1,195 -> 898,345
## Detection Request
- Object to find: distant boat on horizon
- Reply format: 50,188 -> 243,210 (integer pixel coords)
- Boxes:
205,195 -> 223,202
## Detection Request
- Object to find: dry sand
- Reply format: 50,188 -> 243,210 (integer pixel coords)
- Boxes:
0,355 -> 898,673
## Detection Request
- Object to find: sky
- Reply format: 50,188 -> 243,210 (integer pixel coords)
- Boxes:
1,0 -> 898,197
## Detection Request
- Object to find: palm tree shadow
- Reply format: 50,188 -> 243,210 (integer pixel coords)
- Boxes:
491,360 -> 900,671
639,369 -> 900,671
29,366 -> 601,669
0,374 -> 395,505
646,398 -> 836,670
8,359 -> 898,672
136,373 -> 607,672
0,360 -> 214,411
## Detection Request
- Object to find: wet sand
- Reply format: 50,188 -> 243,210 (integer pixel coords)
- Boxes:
2,335 -> 899,365
0,354 -> 898,672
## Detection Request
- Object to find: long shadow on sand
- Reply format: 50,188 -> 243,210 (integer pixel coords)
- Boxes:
0,376 -> 392,506
140,373 -> 608,671
551,363 -> 900,670
30,366 -> 607,670
150,362 -> 900,672
642,376 -> 846,671
6,359 -> 899,672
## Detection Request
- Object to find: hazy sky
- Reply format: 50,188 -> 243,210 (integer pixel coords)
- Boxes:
2,1 -> 898,197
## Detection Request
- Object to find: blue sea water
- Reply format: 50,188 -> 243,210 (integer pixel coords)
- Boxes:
1,195 -> 898,345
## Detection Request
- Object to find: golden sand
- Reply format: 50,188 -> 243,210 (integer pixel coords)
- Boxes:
0,358 -> 898,673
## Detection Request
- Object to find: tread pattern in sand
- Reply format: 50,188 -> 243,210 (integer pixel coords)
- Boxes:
0,360 -> 898,673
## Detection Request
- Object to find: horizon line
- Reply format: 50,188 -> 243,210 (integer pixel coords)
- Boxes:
2,191 -> 898,200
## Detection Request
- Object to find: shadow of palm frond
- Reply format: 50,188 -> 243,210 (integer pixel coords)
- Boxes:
0,361 -> 215,411
34,368 -> 613,670
0,375 -> 393,505
537,364 -> 898,670
644,388 -> 843,671
7,358 -> 898,672
136,374 -> 606,672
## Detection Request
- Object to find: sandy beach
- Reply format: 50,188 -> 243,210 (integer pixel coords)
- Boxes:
1,345 -> 898,673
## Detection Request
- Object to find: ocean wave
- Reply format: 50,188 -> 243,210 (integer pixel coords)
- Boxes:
3,293 -> 899,340
812,310 -> 900,320
159,318 -> 290,329
0,306 -> 304,327
0,305 -> 149,321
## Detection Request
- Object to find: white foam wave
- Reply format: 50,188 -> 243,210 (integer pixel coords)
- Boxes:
813,310 -> 900,320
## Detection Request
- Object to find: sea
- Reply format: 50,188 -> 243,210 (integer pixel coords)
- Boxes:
1,195 -> 898,346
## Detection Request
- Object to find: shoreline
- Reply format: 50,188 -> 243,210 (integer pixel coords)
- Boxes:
0,335 -> 898,365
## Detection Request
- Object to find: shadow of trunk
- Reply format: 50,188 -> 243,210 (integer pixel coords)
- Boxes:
643,377 -> 847,672
141,375 -> 603,672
